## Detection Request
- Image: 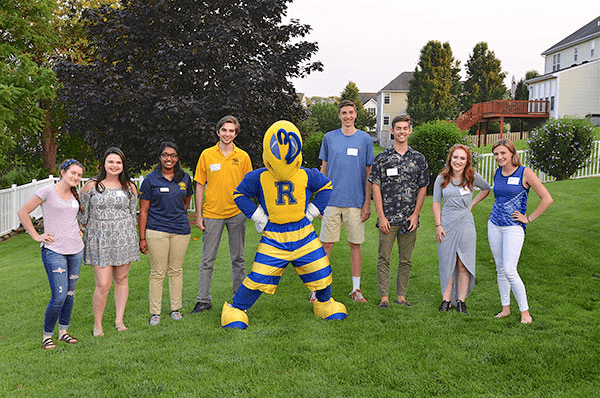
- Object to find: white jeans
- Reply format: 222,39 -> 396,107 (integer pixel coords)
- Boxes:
487,222 -> 529,311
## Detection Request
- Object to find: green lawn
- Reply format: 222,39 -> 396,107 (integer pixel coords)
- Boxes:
1,178 -> 598,397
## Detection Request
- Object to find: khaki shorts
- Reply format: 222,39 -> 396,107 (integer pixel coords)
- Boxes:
320,206 -> 365,244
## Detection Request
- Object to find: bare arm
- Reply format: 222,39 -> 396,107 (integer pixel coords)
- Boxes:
18,196 -> 50,243
361,165 -> 372,222
195,182 -> 206,230
406,186 -> 426,232
372,183 -> 390,234
469,189 -> 490,211
138,199 -> 150,254
512,168 -> 553,224
320,160 -> 327,176
432,200 -> 445,243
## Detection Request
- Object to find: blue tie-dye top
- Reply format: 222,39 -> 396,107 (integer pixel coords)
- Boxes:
489,166 -> 529,231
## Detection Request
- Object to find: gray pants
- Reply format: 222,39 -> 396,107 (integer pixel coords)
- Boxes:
197,213 -> 247,304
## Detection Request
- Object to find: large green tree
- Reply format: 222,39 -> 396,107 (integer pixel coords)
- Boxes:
461,42 -> 507,111
0,0 -> 58,172
407,41 -> 461,126
515,70 -> 540,100
339,81 -> 375,132
56,0 -> 322,172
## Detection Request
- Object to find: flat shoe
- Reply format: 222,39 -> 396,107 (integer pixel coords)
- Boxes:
93,327 -> 104,337
42,337 -> 56,350
115,323 -> 128,332
494,311 -> 510,319
378,300 -> 389,309
394,299 -> 412,307
439,300 -> 450,311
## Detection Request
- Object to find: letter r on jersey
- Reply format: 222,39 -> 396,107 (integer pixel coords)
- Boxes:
275,181 -> 297,205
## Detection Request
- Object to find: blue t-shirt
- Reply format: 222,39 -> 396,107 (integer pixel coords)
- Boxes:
139,169 -> 194,235
319,129 -> 374,208
489,166 -> 529,231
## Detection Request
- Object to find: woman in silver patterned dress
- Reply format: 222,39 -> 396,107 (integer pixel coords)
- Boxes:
432,145 -> 490,314
79,147 -> 139,336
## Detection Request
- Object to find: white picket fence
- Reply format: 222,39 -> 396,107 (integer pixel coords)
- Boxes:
2,141 -> 599,236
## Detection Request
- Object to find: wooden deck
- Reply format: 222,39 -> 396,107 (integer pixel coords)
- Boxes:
455,100 -> 550,146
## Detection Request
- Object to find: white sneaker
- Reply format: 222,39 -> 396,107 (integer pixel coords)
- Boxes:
149,314 -> 160,326
170,311 -> 183,321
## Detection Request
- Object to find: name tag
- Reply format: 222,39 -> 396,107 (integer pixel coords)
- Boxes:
386,168 -> 398,176
347,148 -> 358,156
160,187 -> 170,193
507,177 -> 520,185
116,191 -> 126,197
459,187 -> 471,196
71,200 -> 79,208
210,163 -> 221,172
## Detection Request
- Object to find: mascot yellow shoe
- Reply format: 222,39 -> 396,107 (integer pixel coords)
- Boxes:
314,298 -> 347,320
221,302 -> 249,329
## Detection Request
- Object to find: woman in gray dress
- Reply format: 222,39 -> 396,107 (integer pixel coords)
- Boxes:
432,145 -> 490,313
79,147 -> 139,336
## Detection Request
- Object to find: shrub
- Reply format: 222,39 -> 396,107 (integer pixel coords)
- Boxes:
527,117 -> 595,180
302,132 -> 325,169
408,120 -> 469,194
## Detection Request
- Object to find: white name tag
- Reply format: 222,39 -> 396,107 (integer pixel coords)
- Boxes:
386,168 -> 398,176
160,187 -> 170,192
507,177 -> 520,185
209,163 -> 221,172
116,191 -> 126,197
347,148 -> 358,156
71,200 -> 79,208
459,187 -> 471,196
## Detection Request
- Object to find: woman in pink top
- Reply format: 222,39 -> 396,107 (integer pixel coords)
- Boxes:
18,159 -> 85,350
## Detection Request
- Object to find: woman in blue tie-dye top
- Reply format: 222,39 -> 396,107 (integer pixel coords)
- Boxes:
488,139 -> 553,324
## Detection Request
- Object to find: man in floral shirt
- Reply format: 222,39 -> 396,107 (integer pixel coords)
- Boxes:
369,114 -> 428,309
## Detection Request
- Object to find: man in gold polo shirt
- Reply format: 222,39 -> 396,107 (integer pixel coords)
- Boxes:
191,115 -> 253,313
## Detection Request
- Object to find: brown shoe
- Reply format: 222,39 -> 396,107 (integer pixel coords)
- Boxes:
349,289 -> 368,303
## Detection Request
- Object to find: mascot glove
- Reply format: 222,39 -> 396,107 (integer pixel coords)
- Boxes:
251,205 -> 269,233
305,203 -> 321,223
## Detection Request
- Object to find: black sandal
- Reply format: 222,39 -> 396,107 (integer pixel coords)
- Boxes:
59,333 -> 78,344
42,337 -> 56,350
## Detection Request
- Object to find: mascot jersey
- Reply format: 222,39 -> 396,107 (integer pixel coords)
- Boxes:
233,166 -> 333,294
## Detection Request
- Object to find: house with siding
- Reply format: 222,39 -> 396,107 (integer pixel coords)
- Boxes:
526,16 -> 600,125
376,71 -> 413,147
359,92 -> 377,133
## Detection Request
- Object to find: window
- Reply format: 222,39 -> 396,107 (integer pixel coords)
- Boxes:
550,96 -> 555,111
384,93 -> 390,104
368,107 -> 375,115
552,53 -> 561,71
592,41 -> 596,57
383,113 -> 390,125
574,47 -> 578,62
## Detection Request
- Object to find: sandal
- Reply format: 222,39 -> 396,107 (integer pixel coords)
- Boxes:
59,333 -> 78,344
93,327 -> 104,337
42,337 -> 56,350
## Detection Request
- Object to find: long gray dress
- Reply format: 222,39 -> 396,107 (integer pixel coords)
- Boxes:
79,186 -> 140,267
432,173 -> 490,305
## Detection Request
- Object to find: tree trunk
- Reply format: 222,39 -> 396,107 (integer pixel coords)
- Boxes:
41,102 -> 57,170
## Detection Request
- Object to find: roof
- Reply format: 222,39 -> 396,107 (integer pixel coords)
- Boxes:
379,71 -> 414,92
542,16 -> 600,55
359,92 -> 377,104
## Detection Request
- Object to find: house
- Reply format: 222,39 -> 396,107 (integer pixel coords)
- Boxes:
359,92 -> 377,133
376,71 -> 414,147
526,16 -> 600,125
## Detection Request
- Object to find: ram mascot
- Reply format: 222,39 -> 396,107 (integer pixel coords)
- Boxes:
221,120 -> 347,329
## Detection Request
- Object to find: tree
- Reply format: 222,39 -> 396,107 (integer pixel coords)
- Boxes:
56,0 -> 322,172
307,103 -> 340,134
0,0 -> 58,172
407,41 -> 461,126
514,70 -> 540,101
339,81 -> 375,132
461,42 -> 507,111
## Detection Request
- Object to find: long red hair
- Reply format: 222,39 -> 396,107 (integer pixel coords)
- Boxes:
440,144 -> 475,189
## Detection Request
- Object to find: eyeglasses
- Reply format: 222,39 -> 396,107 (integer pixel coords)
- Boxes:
161,153 -> 178,159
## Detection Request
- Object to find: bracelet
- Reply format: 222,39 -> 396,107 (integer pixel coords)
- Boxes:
435,224 -> 442,227
526,216 -> 531,224
140,239 -> 146,241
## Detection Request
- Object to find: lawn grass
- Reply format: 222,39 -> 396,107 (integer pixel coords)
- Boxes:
1,178 -> 599,397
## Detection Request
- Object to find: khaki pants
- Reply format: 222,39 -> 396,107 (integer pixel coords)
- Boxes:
146,229 -> 190,314
377,227 -> 417,297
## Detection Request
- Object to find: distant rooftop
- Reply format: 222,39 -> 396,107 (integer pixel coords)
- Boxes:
542,16 -> 600,55
379,71 -> 414,92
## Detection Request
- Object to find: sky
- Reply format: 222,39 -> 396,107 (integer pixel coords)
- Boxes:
285,0 -> 595,97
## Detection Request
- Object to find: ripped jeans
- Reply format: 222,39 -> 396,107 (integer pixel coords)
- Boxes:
41,247 -> 83,335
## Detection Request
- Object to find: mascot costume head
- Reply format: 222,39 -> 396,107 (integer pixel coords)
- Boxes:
262,120 -> 303,181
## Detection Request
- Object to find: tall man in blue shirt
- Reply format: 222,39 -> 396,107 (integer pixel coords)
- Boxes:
317,100 -> 375,303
